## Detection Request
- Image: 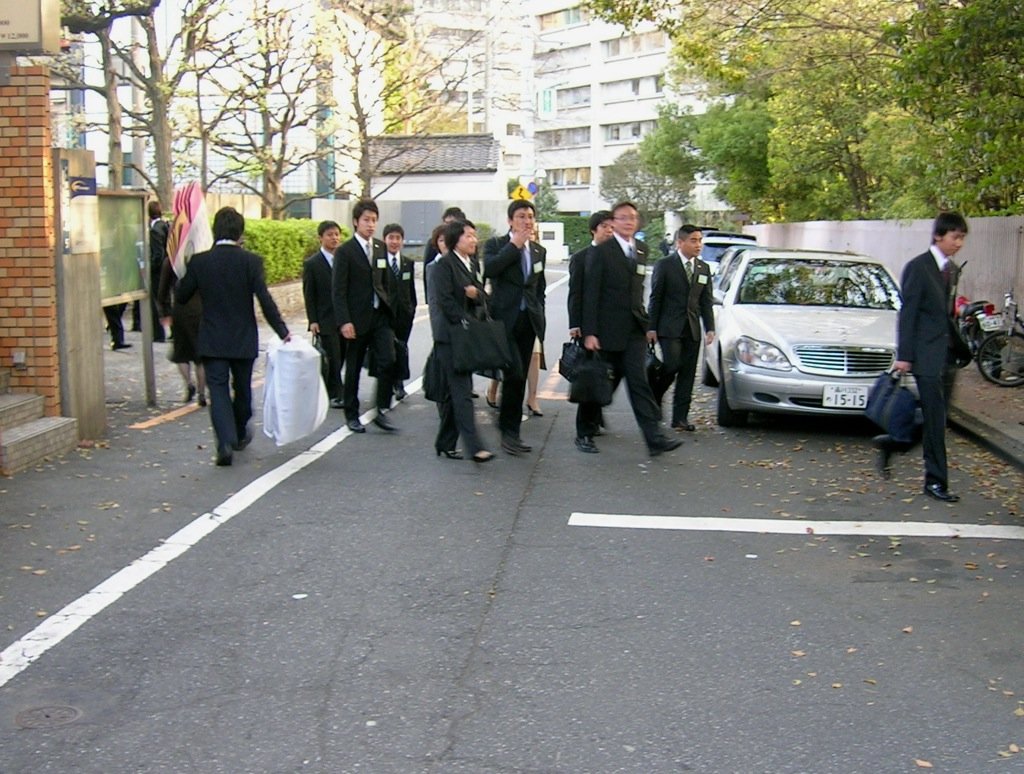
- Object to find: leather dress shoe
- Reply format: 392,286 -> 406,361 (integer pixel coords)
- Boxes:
347,419 -> 366,433
873,434 -> 894,479
672,421 -> 696,432
111,342 -> 132,350
372,413 -> 398,432
575,436 -> 599,454
501,435 -> 531,456
648,436 -> 683,457
329,398 -> 345,409
924,482 -> 960,502
394,386 -> 408,401
215,447 -> 233,466
233,426 -> 253,451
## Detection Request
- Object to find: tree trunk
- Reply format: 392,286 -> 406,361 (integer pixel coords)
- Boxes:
98,27 -> 123,190
143,16 -> 174,209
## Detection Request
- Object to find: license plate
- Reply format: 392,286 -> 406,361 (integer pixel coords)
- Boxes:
823,384 -> 869,408
979,314 -> 1002,331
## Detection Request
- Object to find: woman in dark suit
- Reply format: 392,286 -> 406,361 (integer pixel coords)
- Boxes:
427,219 -> 494,463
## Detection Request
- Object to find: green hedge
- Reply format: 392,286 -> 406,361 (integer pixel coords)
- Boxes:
243,219 -> 349,285
548,215 -> 591,255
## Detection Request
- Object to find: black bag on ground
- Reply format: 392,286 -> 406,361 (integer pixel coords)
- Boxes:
451,316 -> 513,374
559,339 -> 585,382
865,369 -> 918,443
569,353 -> 615,406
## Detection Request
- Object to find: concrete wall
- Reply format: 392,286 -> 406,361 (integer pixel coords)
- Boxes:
746,217 -> 1024,307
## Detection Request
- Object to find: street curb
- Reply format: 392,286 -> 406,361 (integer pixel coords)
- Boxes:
949,406 -> 1024,472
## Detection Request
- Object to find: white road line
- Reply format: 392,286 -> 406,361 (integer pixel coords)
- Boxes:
0,379 -> 421,689
568,513 -> 1024,541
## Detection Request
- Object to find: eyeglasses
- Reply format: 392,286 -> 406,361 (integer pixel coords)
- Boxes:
613,214 -> 638,222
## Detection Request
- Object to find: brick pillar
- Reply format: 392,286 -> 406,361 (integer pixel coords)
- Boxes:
0,66 -> 60,414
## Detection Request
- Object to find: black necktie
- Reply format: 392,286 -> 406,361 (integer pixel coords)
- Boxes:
941,262 -> 952,289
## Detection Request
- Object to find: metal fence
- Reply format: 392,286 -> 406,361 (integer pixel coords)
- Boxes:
746,216 -> 1024,308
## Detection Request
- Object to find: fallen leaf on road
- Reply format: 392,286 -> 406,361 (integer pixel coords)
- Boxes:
914,760 -> 933,769
791,650 -> 806,657
902,626 -> 914,634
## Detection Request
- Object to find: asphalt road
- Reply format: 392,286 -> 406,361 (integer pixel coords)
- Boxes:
1,270 -> 1023,773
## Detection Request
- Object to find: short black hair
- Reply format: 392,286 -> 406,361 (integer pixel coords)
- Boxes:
443,219 -> 476,252
933,211 -> 968,239
588,210 -> 612,233
675,224 -> 702,241
442,206 -> 465,221
507,199 -> 536,220
382,223 -> 404,238
317,220 -> 341,237
212,207 -> 244,241
611,201 -> 639,215
147,200 -> 162,220
352,199 -> 379,222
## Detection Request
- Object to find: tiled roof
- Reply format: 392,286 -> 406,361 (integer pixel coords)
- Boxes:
370,133 -> 500,175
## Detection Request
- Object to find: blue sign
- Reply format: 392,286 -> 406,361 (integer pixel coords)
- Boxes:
69,176 -> 97,198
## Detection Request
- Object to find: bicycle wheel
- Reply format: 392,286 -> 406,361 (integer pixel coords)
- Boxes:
976,331 -> 1024,387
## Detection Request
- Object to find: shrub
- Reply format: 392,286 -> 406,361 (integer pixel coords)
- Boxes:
548,215 -> 591,255
243,219 -> 347,284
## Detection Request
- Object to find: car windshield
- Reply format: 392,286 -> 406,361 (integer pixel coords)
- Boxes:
736,258 -> 901,310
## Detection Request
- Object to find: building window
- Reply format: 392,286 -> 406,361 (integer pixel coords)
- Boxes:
603,120 -> 656,142
506,123 -> 522,137
549,166 -> 592,188
539,5 -> 590,31
556,85 -> 591,109
536,126 -> 591,149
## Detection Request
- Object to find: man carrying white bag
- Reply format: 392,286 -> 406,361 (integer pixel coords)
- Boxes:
263,337 -> 329,446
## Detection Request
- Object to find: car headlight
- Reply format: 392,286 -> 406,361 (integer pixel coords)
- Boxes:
735,336 -> 792,371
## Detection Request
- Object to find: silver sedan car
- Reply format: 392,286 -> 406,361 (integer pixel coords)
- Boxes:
702,249 -> 901,426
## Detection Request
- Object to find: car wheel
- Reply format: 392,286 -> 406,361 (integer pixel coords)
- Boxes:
701,357 -> 718,387
716,372 -> 748,427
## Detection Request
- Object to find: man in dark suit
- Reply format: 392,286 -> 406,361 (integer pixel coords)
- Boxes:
174,207 -> 290,466
332,199 -> 398,434
877,211 -> 969,501
581,201 -> 682,458
383,223 -> 416,401
303,220 -> 345,409
568,210 -> 613,452
483,199 -> 546,456
647,224 -> 716,431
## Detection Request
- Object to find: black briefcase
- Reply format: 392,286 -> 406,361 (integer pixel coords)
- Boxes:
865,370 -> 918,443
568,354 -> 614,406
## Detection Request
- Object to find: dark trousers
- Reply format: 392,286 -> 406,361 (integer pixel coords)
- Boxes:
498,310 -> 536,437
202,357 -> 255,453
317,328 -> 345,401
654,335 -> 701,424
434,342 -> 486,455
578,334 -> 662,448
343,310 -> 395,420
103,303 -> 127,346
879,365 -> 956,486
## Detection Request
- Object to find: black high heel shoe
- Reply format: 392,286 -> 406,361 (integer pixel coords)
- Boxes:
486,397 -> 499,409
527,405 -> 543,417
436,449 -> 464,460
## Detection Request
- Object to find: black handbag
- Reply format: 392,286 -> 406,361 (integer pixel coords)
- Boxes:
422,348 -> 444,402
569,353 -> 615,406
558,339 -> 585,382
311,333 -> 329,383
865,370 -> 918,443
451,315 -> 513,374
645,342 -> 664,388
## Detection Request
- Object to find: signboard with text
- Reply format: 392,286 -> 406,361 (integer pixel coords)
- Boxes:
0,0 -> 59,53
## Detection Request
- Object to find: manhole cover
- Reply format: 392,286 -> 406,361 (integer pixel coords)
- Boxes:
15,706 -> 82,729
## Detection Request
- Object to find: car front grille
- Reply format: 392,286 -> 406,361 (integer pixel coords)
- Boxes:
794,346 -> 893,375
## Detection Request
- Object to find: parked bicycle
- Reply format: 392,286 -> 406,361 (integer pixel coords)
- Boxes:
976,290 -> 1024,387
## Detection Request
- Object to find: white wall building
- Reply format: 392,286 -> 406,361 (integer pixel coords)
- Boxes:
529,0 -> 710,215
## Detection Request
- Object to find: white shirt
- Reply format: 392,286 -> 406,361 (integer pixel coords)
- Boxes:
613,232 -> 636,258
320,247 -> 334,268
454,250 -> 473,275
929,244 -> 950,271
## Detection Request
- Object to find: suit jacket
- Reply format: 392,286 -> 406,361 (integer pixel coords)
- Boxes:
648,251 -> 715,340
332,235 -> 393,335
581,236 -> 650,352
387,253 -> 418,326
174,243 -> 288,359
302,250 -> 337,332
897,250 -> 959,377
483,234 -> 546,340
427,252 -> 486,344
567,244 -> 592,331
149,219 -> 169,283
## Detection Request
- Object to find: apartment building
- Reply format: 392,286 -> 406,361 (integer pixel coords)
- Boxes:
530,1 -> 705,214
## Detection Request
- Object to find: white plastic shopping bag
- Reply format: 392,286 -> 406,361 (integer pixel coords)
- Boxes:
263,336 -> 328,446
